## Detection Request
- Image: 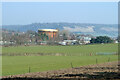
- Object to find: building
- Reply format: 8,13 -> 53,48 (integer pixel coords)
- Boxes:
38,29 -> 58,40
76,35 -> 92,44
59,40 -> 78,45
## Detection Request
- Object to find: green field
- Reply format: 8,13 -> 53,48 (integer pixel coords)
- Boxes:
2,43 -> 118,56
2,55 -> 118,76
2,43 -> 118,76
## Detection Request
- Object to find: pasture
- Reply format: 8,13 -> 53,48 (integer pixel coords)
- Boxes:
2,55 -> 118,76
2,43 -> 118,56
2,43 -> 118,76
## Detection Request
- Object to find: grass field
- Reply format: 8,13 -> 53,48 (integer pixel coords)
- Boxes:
2,43 -> 118,56
2,55 -> 118,76
2,43 -> 118,76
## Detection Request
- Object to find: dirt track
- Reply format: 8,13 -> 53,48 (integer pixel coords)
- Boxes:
2,61 -> 120,80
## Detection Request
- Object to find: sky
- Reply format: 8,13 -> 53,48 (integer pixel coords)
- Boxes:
2,2 -> 118,25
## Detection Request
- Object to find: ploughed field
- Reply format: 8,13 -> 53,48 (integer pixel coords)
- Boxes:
2,43 -> 118,76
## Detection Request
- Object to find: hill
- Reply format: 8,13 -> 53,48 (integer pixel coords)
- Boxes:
2,23 -> 118,37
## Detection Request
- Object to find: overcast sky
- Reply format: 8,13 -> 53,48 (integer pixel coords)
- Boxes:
2,2 -> 118,25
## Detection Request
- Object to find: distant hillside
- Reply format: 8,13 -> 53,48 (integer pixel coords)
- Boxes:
2,23 -> 118,37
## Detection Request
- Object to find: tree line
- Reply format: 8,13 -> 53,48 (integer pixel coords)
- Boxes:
90,36 -> 113,44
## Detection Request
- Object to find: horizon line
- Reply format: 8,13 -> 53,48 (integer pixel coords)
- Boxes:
1,22 -> 118,26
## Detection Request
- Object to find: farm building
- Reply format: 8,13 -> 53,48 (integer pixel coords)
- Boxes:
38,29 -> 58,40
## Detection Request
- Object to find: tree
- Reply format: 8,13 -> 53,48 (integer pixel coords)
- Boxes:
90,36 -> 113,44
90,38 -> 96,43
38,33 -> 49,41
59,30 -> 70,40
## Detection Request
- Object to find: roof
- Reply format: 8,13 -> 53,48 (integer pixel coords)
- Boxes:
38,29 -> 58,32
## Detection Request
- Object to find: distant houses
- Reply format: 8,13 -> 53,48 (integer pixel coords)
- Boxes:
58,40 -> 77,45
37,29 -> 93,45
0,28 -> 118,46
76,35 -> 92,44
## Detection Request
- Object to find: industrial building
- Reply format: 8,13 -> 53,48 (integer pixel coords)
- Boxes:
38,29 -> 58,40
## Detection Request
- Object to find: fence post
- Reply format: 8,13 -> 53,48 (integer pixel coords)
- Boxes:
96,58 -> 98,64
28,66 -> 31,73
71,62 -> 73,68
108,57 -> 110,62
